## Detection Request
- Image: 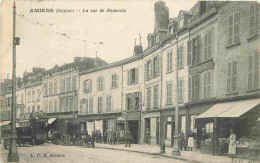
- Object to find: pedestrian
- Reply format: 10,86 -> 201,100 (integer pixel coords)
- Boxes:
91,131 -> 96,148
103,131 -> 107,144
228,130 -> 236,155
187,131 -> 194,151
95,130 -> 98,143
146,128 -> 151,145
107,131 -> 111,145
125,129 -> 132,147
112,130 -> 116,145
180,130 -> 186,151
97,130 -> 102,143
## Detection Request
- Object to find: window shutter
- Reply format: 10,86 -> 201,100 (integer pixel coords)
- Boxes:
102,77 -> 105,90
227,62 -> 232,93
157,56 -> 161,76
86,99 -> 88,114
255,3 -> 260,34
194,75 -> 200,102
116,75 -> 119,88
144,63 -> 147,81
248,55 -> 253,90
231,60 -> 238,92
135,68 -> 139,83
197,35 -> 201,64
250,4 -> 255,36
254,52 -> 259,89
139,92 -> 142,110
127,70 -> 130,85
228,14 -> 234,45
204,73 -> 207,99
83,80 -> 86,93
209,29 -> 213,59
125,94 -> 128,110
187,40 -> 192,66
150,59 -> 153,79
177,47 -> 180,69
90,79 -> 92,92
188,77 -> 192,102
205,32 -> 208,61
233,11 -> 240,43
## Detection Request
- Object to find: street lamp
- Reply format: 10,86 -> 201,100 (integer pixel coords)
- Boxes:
8,1 -> 19,162
172,36 -> 180,156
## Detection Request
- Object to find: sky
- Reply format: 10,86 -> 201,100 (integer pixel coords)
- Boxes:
0,0 -> 197,79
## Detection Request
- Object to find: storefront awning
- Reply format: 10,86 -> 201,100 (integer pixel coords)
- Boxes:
0,121 -> 11,127
196,98 -> 260,119
48,118 -> 57,124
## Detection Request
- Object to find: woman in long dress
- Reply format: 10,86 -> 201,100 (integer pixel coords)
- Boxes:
228,130 -> 236,154
187,132 -> 194,151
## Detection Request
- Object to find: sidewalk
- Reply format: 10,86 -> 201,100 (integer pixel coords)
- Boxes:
95,143 -> 233,163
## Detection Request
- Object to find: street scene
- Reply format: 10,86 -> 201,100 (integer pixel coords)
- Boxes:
0,0 -> 260,162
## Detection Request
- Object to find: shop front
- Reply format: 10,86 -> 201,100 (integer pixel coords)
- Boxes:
124,110 -> 141,144
195,98 -> 260,160
142,111 -> 160,145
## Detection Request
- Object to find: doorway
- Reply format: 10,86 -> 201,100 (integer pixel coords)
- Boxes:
128,121 -> 139,144
145,118 -> 151,144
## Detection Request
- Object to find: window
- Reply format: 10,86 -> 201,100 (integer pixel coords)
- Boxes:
128,68 -> 139,85
145,57 -> 160,80
249,2 -> 260,37
44,84 -> 48,96
126,93 -> 134,111
134,92 -> 141,110
49,100 -> 53,113
169,25 -> 173,35
49,83 -> 53,95
155,34 -> 159,43
27,92 -> 31,103
149,39 -> 153,47
54,100 -> 58,112
188,74 -> 200,102
204,28 -> 214,60
146,60 -> 152,80
191,35 -> 201,65
98,97 -> 103,113
37,89 -> 40,102
68,97 -> 73,111
167,51 -> 173,72
21,93 -> 24,104
178,79 -> 184,103
32,91 -> 35,103
111,74 -> 118,88
83,79 -> 92,93
248,52 -> 259,90
166,82 -> 172,105
66,77 -> 71,92
177,45 -> 184,69
146,88 -> 152,110
106,96 -> 112,112
89,97 -> 93,114
60,78 -> 65,93
179,18 -> 184,28
203,71 -> 212,99
153,85 -> 159,109
190,115 -> 197,132
72,75 -> 76,91
97,77 -> 104,91
85,99 -> 89,114
227,60 -> 238,93
228,11 -> 240,45
206,122 -> 213,134
54,81 -> 58,94
153,56 -> 160,77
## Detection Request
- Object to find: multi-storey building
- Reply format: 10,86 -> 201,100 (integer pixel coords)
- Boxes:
43,57 -> 107,134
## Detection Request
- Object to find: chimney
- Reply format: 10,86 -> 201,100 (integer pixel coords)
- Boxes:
154,1 -> 169,30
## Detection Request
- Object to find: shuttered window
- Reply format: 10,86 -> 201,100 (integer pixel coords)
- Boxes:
228,11 -> 240,45
188,77 -> 192,102
153,85 -> 159,109
187,40 -> 192,66
66,77 -> 71,92
204,28 -> 214,61
128,68 -> 139,84
167,51 -> 173,72
177,45 -> 184,69
111,74 -> 118,88
249,2 -> 260,37
106,96 -> 112,112
203,71 -> 212,99
89,97 -> 93,114
98,97 -> 103,113
146,88 -> 152,110
193,74 -> 200,102
166,82 -> 172,105
97,77 -> 104,91
227,60 -> 238,93
248,52 -> 259,90
178,79 -> 184,103
192,35 -> 201,65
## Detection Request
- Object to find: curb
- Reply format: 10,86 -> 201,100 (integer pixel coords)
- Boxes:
96,146 -> 202,163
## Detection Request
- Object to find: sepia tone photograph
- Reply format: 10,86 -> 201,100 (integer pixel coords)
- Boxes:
0,0 -> 259,162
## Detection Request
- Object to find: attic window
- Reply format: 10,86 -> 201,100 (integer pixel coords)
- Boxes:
155,35 -> 159,44
169,25 -> 173,35
179,18 -> 184,29
149,39 -> 153,47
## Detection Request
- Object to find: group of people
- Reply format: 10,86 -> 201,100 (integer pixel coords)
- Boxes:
180,130 -> 194,151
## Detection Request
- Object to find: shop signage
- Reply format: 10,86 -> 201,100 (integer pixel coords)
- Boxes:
189,60 -> 214,75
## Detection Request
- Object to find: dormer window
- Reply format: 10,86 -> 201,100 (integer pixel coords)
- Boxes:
179,18 -> 184,29
149,39 -> 153,47
169,25 -> 173,35
155,34 -> 159,44
200,1 -> 207,16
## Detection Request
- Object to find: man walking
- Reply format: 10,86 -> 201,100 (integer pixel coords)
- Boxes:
125,129 -> 132,147
91,131 -> 96,148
